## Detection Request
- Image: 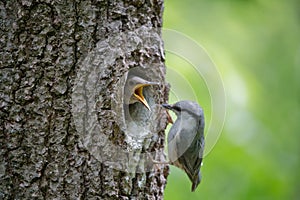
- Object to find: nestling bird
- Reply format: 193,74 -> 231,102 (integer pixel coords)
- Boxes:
124,75 -> 158,110
162,101 -> 205,192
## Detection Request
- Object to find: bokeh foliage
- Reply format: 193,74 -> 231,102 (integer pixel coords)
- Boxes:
163,0 -> 300,199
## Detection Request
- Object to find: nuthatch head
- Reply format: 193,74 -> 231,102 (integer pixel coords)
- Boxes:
124,75 -> 158,110
162,100 -> 205,192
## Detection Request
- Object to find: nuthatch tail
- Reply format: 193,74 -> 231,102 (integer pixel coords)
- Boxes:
124,75 -> 158,110
162,101 -> 205,192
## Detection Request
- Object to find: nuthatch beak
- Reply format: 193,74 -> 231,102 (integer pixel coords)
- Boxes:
125,75 -> 158,111
162,101 -> 205,192
162,103 -> 172,110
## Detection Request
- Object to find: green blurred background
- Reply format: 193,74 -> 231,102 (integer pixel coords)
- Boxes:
162,0 -> 300,199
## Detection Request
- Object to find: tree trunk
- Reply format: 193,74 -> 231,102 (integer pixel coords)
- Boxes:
0,0 -> 169,199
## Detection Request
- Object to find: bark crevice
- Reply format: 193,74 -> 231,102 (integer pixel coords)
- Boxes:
0,0 -> 168,199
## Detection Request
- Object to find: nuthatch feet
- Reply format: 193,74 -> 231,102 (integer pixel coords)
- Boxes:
162,100 -> 205,192
124,75 -> 158,110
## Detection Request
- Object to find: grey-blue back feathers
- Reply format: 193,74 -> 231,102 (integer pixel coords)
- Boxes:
164,100 -> 205,192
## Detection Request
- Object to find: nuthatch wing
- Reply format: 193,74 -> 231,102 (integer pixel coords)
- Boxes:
162,100 -> 205,192
124,75 -> 158,110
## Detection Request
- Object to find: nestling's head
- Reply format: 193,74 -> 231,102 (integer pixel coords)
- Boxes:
125,75 -> 159,110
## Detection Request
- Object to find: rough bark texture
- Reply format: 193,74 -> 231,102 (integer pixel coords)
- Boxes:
0,0 -> 169,199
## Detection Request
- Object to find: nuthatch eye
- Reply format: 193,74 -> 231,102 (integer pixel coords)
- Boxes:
162,100 -> 205,192
124,75 -> 158,110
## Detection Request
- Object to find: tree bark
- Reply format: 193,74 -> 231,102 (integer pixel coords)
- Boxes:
0,0 -> 169,199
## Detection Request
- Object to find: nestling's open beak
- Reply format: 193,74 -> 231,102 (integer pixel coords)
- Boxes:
133,84 -> 151,110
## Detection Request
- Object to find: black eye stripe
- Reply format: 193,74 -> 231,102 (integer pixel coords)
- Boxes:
173,106 -> 201,119
172,106 -> 181,111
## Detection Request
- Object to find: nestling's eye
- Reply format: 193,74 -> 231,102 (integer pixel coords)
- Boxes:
128,80 -> 134,86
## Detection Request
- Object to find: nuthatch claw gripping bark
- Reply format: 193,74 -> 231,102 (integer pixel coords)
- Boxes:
162,101 -> 205,192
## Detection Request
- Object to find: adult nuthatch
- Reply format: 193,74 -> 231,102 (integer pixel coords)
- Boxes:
124,75 -> 158,110
162,100 -> 205,192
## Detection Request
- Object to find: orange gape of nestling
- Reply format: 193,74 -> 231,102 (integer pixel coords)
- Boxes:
125,75 -> 158,111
